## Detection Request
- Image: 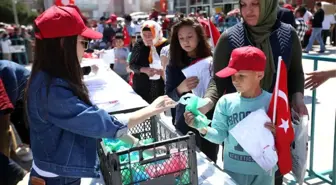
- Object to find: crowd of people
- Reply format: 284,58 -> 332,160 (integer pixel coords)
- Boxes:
0,0 -> 336,185
0,23 -> 35,64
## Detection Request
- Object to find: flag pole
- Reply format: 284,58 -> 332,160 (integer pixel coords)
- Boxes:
272,56 -> 282,124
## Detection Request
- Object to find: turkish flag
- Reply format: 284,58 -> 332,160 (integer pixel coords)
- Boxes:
267,57 -> 295,175
208,18 -> 220,46
123,26 -> 131,47
197,18 -> 220,47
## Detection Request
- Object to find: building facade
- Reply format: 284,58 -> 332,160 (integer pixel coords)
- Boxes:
168,0 -> 239,16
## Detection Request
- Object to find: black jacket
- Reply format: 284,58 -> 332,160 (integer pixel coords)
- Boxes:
277,7 -> 296,29
312,9 -> 324,28
129,40 -> 168,103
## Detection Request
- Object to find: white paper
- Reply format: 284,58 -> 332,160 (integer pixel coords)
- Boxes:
149,46 -> 163,80
229,109 -> 278,172
83,66 -> 148,113
100,49 -> 115,65
182,57 -> 213,97
81,58 -> 104,68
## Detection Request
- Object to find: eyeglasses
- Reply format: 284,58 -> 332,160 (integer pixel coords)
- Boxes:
79,40 -> 90,50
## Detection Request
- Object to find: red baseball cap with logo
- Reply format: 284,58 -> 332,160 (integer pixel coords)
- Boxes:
216,46 -> 266,78
34,5 -> 102,40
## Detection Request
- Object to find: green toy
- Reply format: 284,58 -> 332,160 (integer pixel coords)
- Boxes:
179,93 -> 211,129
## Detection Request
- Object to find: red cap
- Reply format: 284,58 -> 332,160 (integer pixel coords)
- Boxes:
106,14 -> 117,24
216,46 -> 266,78
65,4 -> 88,24
284,4 -> 294,12
34,5 -> 102,40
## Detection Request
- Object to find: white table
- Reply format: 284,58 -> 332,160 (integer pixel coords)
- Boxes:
83,65 -> 148,114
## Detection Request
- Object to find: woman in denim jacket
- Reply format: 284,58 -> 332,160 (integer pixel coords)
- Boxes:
26,6 -> 176,185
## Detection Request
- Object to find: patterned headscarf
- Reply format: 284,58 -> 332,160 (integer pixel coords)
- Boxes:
141,20 -> 167,63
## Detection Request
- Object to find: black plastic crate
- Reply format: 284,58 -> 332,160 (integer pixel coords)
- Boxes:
98,116 -> 198,185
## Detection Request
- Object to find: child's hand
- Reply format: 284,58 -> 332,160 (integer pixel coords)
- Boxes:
184,111 -> 195,128
264,122 -> 276,136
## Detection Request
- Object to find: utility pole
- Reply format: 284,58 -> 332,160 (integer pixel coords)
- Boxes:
11,0 -> 19,25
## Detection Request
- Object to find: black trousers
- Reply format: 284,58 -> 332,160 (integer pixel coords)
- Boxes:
302,33 -> 311,48
0,152 -> 26,185
322,30 -> 330,45
275,170 -> 283,185
10,100 -> 30,145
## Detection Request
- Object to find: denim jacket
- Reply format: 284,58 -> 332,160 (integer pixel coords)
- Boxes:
27,71 -> 128,178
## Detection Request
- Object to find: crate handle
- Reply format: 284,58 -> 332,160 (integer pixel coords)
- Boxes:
138,154 -> 171,165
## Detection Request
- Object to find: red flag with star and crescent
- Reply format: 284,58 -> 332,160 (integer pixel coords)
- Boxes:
267,57 -> 295,175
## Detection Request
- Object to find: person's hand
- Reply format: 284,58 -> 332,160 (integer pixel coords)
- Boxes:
184,111 -> 195,128
177,77 -> 199,94
154,69 -> 164,76
264,122 -> 276,137
184,111 -> 208,135
291,93 -> 308,117
305,70 -> 334,90
140,67 -> 156,77
183,97 -> 214,126
149,95 -> 177,115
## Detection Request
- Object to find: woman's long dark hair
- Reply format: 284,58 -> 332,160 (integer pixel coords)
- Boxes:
169,18 -> 212,68
25,25 -> 92,113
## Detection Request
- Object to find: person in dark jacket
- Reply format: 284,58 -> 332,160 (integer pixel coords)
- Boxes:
130,20 -> 168,103
304,2 -> 325,53
166,18 -> 219,162
277,7 -> 296,29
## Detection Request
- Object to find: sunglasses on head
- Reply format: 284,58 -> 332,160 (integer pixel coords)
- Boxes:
79,39 -> 90,50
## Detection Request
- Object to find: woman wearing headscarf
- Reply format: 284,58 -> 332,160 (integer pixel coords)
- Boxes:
185,0 -> 307,184
130,20 -> 168,103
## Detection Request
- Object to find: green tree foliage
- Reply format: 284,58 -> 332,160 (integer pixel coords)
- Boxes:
0,0 -> 39,25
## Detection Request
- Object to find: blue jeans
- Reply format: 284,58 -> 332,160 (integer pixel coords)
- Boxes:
305,28 -> 326,52
29,169 -> 81,185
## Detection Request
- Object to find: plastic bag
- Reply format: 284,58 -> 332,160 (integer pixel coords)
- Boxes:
229,109 -> 278,173
179,93 -> 211,129
291,110 -> 309,185
149,46 -> 163,80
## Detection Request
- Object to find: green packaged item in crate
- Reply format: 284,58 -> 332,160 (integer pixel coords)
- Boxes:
103,138 -> 155,163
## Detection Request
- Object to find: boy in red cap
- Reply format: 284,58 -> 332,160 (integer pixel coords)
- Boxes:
186,46 -> 276,185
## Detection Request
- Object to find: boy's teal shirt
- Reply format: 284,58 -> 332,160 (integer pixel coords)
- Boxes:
204,90 -> 277,175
